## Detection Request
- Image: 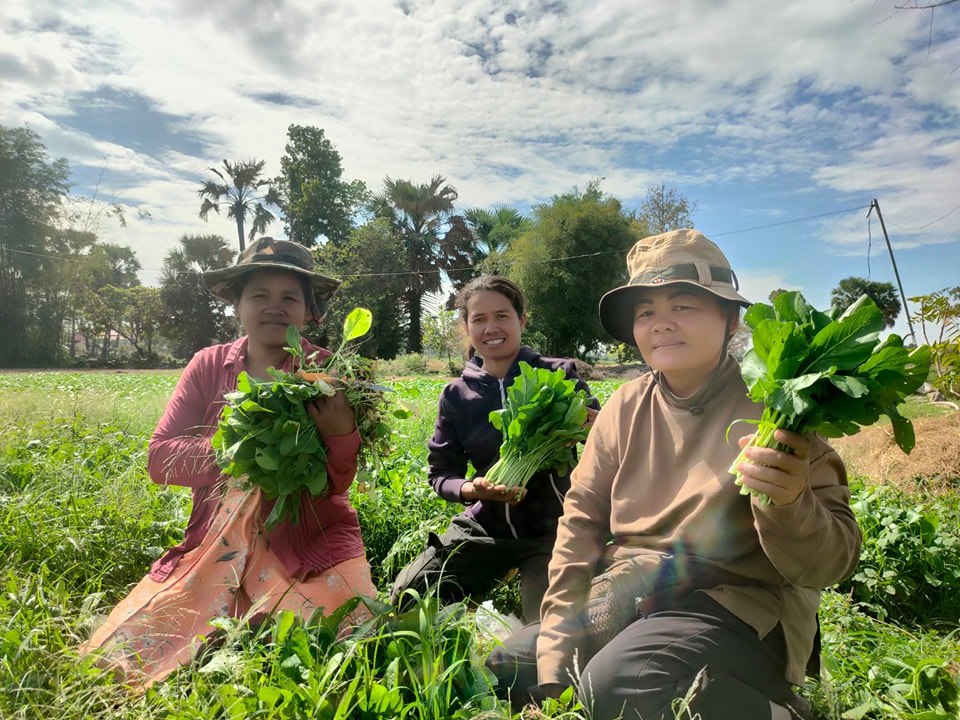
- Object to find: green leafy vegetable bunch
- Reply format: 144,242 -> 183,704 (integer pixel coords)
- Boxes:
211,308 -> 395,529
484,362 -> 590,490
729,291 -> 931,503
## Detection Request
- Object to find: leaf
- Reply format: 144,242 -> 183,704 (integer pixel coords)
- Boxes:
766,321 -> 809,380
743,302 -> 775,328
304,466 -> 328,496
803,295 -> 884,373
885,405 -> 917,454
343,307 -> 373,342
255,447 -> 281,471
264,495 -> 288,529
236,372 -> 252,394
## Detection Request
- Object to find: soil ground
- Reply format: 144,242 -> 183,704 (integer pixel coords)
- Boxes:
831,411 -> 960,494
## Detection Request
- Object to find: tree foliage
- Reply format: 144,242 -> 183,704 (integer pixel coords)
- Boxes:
0,125 -> 70,365
372,174 -> 462,353
463,206 -> 530,277
507,181 -> 637,358
910,286 -> 960,400
636,183 -> 697,234
160,234 -> 237,360
423,309 -> 464,373
314,219 -> 407,360
198,159 -> 280,252
277,125 -> 368,247
831,277 -> 902,329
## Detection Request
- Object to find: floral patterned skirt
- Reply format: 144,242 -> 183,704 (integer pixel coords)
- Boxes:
80,486 -> 376,687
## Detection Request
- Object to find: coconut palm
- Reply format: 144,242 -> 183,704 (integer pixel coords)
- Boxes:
198,159 -> 281,252
374,174 -> 459,353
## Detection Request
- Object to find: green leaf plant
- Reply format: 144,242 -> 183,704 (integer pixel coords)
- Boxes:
484,362 -> 590,490
728,292 -> 932,504
211,308 -> 397,529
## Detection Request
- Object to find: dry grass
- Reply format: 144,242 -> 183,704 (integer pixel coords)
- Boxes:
832,411 -> 960,494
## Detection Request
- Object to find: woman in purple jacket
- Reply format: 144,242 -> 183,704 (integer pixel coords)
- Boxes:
390,276 -> 598,622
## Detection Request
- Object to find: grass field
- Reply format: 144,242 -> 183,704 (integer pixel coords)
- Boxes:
1,371 -> 957,719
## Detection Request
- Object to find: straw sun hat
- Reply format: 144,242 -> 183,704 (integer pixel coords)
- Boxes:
201,236 -> 340,305
598,228 -> 751,346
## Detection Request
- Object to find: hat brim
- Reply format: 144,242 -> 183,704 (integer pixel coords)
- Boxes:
201,262 -> 341,304
599,280 -> 751,347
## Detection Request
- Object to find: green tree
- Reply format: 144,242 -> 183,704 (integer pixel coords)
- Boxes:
30,228 -> 97,363
507,181 -> 637,358
910,287 -> 960,400
769,288 -> 790,303
314,218 -> 407,359
636,183 -> 697,233
463,206 -> 530,276
830,277 -> 902,329
424,309 -> 464,373
160,234 -> 237,360
122,286 -> 164,360
86,243 -> 141,289
198,159 -> 280,252
75,243 -> 142,361
0,125 -> 70,366
277,125 -> 368,246
373,174 -> 459,353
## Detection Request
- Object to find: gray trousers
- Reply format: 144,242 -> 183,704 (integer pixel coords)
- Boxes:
486,592 -> 794,720
389,513 -> 556,623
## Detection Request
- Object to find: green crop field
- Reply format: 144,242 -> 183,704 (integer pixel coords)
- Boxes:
0,372 -> 957,719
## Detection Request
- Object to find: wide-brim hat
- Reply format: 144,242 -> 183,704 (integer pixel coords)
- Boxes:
201,236 -> 341,304
599,228 -> 751,346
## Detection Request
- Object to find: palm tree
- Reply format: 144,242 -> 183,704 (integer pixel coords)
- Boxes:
198,159 -> 281,252
374,174 -> 458,353
463,205 -> 529,274
160,234 -> 237,358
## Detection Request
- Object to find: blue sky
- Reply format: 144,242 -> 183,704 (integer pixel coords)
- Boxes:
1,0 -> 958,341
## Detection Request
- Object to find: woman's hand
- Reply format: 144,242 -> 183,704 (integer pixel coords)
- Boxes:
736,429 -> 810,506
460,476 -> 525,505
307,390 -> 356,437
584,406 -> 600,429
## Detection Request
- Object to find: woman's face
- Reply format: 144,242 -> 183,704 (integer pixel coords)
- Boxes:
465,290 -> 526,363
632,285 -> 736,394
236,269 -> 307,348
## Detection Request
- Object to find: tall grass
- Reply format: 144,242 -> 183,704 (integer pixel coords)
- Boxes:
0,372 -> 957,719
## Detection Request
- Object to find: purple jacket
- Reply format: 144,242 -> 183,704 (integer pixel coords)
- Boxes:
428,346 -> 596,539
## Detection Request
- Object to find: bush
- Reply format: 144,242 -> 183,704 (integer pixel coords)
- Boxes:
382,353 -> 430,375
838,479 -> 960,624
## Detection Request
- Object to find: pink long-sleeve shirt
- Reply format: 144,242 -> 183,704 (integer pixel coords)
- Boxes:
147,336 -> 366,582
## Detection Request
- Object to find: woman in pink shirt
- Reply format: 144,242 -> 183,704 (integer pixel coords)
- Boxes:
81,237 -> 377,687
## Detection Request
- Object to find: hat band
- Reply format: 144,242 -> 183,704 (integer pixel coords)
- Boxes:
247,252 -> 313,271
629,263 -> 739,290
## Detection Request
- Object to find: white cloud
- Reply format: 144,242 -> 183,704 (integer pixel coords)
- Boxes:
1,0 -> 957,301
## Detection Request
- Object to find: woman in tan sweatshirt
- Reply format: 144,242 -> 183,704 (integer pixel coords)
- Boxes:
488,229 -> 861,720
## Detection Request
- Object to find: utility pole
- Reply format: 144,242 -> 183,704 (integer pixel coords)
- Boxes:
867,199 -> 917,344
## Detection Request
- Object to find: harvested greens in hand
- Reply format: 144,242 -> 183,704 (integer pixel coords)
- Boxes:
211,308 -> 395,529
729,291 -> 931,504
484,362 -> 591,490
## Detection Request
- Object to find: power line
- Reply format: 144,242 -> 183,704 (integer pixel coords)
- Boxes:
709,204 -> 871,237
0,200 -> 948,281
907,204 -> 960,231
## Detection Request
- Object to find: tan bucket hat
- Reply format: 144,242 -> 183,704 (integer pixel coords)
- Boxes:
202,236 -> 341,305
599,228 -> 750,346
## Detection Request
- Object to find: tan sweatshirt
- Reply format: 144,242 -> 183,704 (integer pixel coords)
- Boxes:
536,357 -> 862,686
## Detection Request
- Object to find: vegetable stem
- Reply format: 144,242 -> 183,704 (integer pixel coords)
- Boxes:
729,408 -> 794,505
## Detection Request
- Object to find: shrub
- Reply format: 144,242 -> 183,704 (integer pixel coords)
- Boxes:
382,353 -> 430,376
838,479 -> 960,624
